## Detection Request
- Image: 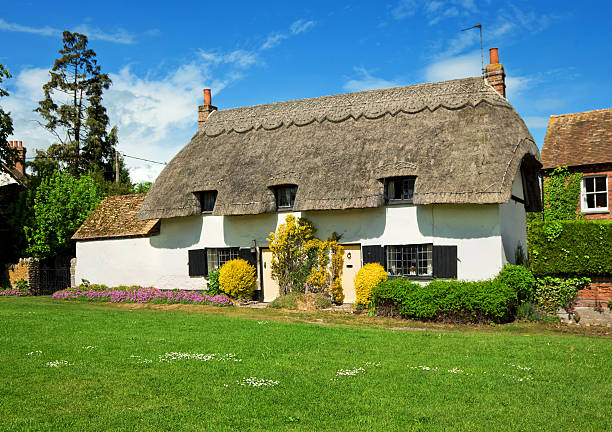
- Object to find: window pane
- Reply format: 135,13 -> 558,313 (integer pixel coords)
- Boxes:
207,249 -> 218,272
388,177 -> 415,202
585,177 -> 594,192
586,193 -> 595,209
595,193 -> 607,208
386,244 -> 432,277
276,186 -> 297,208
201,191 -> 217,212
595,176 -> 606,192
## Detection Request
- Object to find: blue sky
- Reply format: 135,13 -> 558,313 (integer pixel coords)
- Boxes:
1,0 -> 610,182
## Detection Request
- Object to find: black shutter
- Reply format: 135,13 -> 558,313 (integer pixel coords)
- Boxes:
188,249 -> 207,277
433,246 -> 457,279
238,248 -> 257,268
362,245 -> 386,269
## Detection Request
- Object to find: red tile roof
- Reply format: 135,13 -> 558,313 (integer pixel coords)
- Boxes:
72,194 -> 160,241
541,108 -> 612,169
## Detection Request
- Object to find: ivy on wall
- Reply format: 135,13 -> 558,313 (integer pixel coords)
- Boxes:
541,166 -> 583,221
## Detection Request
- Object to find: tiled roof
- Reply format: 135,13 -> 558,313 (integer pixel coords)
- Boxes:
73,194 -> 159,241
541,108 -> 612,169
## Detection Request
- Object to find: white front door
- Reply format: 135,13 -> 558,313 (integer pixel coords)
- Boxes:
261,248 -> 280,302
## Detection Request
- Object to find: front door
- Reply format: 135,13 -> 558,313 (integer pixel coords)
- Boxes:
341,244 -> 362,304
261,248 -> 280,302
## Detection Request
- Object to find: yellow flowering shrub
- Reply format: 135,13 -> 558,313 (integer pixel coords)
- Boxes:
218,259 -> 257,299
267,215 -> 318,295
354,263 -> 388,306
330,241 -> 344,304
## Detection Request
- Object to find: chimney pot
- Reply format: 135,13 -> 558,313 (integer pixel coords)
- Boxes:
489,47 -> 499,64
203,89 -> 211,106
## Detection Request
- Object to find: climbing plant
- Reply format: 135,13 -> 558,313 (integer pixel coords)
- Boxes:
542,166 -> 583,221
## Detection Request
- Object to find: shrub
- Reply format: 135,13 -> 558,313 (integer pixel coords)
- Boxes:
206,268 -> 222,296
268,292 -> 331,310
495,265 -> 536,302
534,276 -> 590,313
268,293 -> 300,310
354,263 -> 388,306
527,220 -> 612,276
219,259 -> 257,299
371,278 -> 518,323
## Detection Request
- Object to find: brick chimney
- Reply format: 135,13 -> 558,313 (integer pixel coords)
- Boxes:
198,89 -> 217,129
8,140 -> 26,176
485,47 -> 506,98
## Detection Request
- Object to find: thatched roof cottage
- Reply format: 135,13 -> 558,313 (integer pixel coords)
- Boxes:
74,48 -> 541,302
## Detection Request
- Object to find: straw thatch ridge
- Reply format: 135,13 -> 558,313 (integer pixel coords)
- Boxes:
139,76 -> 541,220
73,194 -> 159,241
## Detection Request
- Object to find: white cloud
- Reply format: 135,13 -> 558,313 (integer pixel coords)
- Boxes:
523,116 -> 549,129
0,18 -> 136,44
392,0 -> 418,20
343,67 -> 401,92
290,19 -> 315,34
261,19 -> 316,50
424,51 -> 481,82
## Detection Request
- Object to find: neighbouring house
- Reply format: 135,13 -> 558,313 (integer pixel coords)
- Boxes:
0,140 -> 27,267
540,107 -> 611,220
73,48 -> 542,303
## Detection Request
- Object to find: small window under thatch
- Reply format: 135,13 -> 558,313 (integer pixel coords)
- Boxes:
274,185 -> 297,210
384,177 -> 415,204
195,190 -> 218,213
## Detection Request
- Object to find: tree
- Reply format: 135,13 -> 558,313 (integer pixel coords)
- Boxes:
24,171 -> 102,259
35,31 -> 115,177
0,62 -> 16,168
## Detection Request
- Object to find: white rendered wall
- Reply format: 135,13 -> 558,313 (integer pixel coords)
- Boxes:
499,170 -> 528,265
0,172 -> 17,187
76,204 -> 507,289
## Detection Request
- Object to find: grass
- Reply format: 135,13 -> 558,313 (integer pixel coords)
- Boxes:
1,297 -> 611,431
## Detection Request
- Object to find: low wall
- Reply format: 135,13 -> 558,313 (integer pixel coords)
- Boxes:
6,258 -> 41,294
576,276 -> 612,308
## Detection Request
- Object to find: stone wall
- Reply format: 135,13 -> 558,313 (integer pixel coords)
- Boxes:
6,258 -> 41,294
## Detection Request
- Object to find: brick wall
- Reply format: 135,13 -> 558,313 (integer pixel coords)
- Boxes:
575,166 -> 612,221
576,276 -> 612,308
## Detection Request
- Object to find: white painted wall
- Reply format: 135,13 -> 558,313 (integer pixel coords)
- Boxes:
75,202 -> 514,291
499,169 -> 528,265
0,171 -> 17,187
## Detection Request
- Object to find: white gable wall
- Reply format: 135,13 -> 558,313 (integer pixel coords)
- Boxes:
75,203 -> 508,290
0,171 -> 17,187
499,169 -> 528,265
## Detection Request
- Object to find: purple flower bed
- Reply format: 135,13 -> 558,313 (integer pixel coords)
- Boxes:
0,288 -> 32,296
52,286 -> 232,306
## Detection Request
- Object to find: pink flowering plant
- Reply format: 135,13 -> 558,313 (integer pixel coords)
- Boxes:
0,279 -> 33,296
52,284 -> 232,306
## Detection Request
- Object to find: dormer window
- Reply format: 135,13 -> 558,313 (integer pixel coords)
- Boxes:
196,191 -> 217,213
275,185 -> 297,210
385,177 -> 415,204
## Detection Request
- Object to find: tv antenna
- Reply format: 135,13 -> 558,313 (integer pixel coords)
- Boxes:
461,23 -> 484,74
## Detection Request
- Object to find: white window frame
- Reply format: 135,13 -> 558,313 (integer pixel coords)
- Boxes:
581,175 -> 608,214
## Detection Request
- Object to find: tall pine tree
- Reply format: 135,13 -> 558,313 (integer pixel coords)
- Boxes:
35,31 -> 117,179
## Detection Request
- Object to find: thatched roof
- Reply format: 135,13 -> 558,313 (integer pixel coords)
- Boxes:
73,194 -> 159,241
139,76 -> 541,220
541,108 -> 612,170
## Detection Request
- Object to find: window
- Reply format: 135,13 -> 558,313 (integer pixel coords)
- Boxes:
195,191 -> 217,213
274,185 -> 297,209
386,244 -> 432,277
207,248 -> 239,273
582,175 -> 608,212
385,177 -> 415,203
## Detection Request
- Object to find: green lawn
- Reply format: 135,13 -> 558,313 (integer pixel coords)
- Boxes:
1,297 -> 610,431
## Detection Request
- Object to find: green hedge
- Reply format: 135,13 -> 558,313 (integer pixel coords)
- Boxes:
371,278 -> 518,323
527,221 -> 612,276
